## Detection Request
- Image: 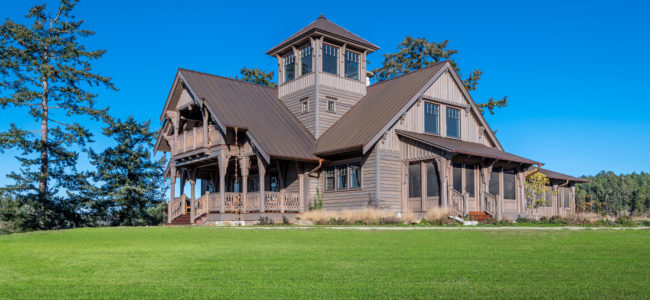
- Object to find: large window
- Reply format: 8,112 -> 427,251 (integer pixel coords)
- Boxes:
426,162 -> 440,197
409,162 -> 421,198
349,163 -> 361,189
300,46 -> 312,75
424,102 -> 439,134
322,44 -> 338,74
325,168 -> 335,191
337,165 -> 347,190
465,165 -> 475,197
452,163 -> 463,192
545,189 -> 552,207
563,187 -> 570,207
489,168 -> 500,195
345,51 -> 359,79
503,170 -> 516,200
283,53 -> 295,82
446,107 -> 460,138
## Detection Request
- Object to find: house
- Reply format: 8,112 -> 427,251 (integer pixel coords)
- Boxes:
154,16 -> 587,225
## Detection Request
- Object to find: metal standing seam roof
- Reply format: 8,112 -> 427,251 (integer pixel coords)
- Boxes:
314,62 -> 447,155
178,69 -> 317,161
396,130 -> 541,165
266,15 -> 379,55
539,168 -> 590,183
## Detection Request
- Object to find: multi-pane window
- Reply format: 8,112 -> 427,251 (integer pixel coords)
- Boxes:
284,53 -> 295,82
465,165 -> 475,197
322,44 -> 338,74
503,170 -> 516,200
452,163 -> 463,192
408,162 -> 421,198
446,107 -> 460,138
489,168 -> 500,195
545,189 -> 552,207
424,102 -> 439,134
349,163 -> 361,189
337,165 -> 347,190
345,51 -> 359,79
302,100 -> 309,113
563,187 -> 570,207
300,46 -> 312,75
327,100 -> 336,112
325,168 -> 335,191
426,162 -> 440,197
325,163 -> 361,191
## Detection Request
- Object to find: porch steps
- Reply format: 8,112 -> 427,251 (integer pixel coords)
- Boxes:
468,211 -> 492,222
164,214 -> 192,226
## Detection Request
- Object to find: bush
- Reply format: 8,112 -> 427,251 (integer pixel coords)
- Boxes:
257,216 -> 274,225
615,216 -> 635,227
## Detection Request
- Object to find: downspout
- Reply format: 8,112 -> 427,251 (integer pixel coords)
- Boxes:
526,163 -> 545,179
307,158 -> 325,178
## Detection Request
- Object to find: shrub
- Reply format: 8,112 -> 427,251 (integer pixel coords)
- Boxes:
615,216 -> 635,227
257,216 -> 274,225
281,216 -> 292,225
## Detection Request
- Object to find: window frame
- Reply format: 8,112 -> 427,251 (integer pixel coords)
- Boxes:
344,49 -> 360,80
424,101 -> 440,135
446,107 -> 461,139
322,43 -> 339,75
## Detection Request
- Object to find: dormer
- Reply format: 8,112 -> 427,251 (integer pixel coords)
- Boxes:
266,15 -> 379,138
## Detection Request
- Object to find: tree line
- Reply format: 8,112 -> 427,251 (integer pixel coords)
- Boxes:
576,171 -> 650,216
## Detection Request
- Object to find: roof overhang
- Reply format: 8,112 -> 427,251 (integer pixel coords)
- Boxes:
266,29 -> 379,56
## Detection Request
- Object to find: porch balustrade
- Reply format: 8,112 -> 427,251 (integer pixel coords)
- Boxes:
190,191 -> 299,222
175,126 -> 215,155
448,187 -> 465,217
485,192 -> 497,218
169,195 -> 187,221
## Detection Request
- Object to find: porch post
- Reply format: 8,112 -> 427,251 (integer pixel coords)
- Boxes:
420,161 -> 426,211
552,184 -> 559,215
258,154 -> 266,213
521,172 -> 527,216
189,172 -> 196,222
172,113 -> 179,156
168,166 -> 176,223
202,101 -> 208,147
437,157 -> 449,209
298,162 -> 305,213
497,169 -> 503,220
570,186 -> 576,212
240,156 -> 250,213
219,152 -> 229,214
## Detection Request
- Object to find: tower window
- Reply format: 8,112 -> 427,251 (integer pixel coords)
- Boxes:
283,53 -> 295,82
322,44 -> 338,75
345,51 -> 360,80
300,45 -> 312,75
327,100 -> 336,112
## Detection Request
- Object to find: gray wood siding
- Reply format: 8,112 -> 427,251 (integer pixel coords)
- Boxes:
377,150 -> 401,211
280,88 -> 316,137
317,86 -> 363,138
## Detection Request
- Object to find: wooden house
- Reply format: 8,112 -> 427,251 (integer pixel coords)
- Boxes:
154,16 -> 588,225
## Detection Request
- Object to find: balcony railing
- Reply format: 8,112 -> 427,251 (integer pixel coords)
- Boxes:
175,126 -> 220,155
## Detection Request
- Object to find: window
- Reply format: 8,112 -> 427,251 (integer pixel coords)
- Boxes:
409,162 -> 421,198
426,162 -> 440,197
322,44 -> 338,74
344,51 -> 359,79
503,170 -> 516,200
337,165 -> 347,190
327,100 -> 336,112
446,107 -> 460,138
452,163 -> 463,192
563,187 -> 570,207
489,168 -> 500,195
300,45 -> 312,75
325,168 -> 335,191
465,165 -> 475,197
424,102 -> 439,134
349,163 -> 361,189
284,53 -> 295,82
301,100 -> 309,113
270,175 -> 279,192
545,189 -> 552,207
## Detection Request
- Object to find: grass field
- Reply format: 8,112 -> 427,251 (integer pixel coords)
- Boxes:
1,227 -> 648,299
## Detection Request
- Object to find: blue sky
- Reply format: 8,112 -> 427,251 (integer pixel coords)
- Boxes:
1,0 -> 649,185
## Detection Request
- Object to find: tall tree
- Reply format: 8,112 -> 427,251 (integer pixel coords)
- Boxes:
236,67 -> 277,87
0,0 -> 115,229
88,117 -> 167,226
371,36 -> 507,114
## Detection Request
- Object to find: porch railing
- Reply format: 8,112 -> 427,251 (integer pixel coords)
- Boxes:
193,192 -> 298,217
169,195 -> 187,221
448,187 -> 465,217
485,192 -> 497,218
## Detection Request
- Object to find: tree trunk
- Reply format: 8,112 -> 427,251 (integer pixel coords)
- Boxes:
39,79 -> 49,204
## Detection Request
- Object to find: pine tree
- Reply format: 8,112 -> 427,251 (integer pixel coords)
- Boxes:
371,36 -> 507,114
0,0 -> 115,229
88,117 -> 167,226
237,67 -> 277,87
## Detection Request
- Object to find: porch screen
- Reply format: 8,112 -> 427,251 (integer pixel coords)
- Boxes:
563,187 -> 570,207
489,169 -> 500,195
426,162 -> 440,197
503,170 -> 516,200
452,163 -> 462,192
409,162 -> 421,198
465,165 -> 475,197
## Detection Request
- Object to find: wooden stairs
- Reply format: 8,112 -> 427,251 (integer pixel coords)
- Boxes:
468,211 -> 493,222
164,214 -> 192,226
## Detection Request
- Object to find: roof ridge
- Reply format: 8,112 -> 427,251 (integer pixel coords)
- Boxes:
178,68 -> 278,90
369,60 -> 449,86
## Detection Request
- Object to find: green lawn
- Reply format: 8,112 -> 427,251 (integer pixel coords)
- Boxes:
0,227 -> 648,299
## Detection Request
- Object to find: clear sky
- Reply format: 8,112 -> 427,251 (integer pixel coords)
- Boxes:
1,0 -> 649,185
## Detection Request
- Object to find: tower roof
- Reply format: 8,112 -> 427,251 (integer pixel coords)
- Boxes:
266,15 -> 379,56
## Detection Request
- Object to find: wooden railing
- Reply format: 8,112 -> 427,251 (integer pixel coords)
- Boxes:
169,195 -> 187,221
448,187 -> 464,217
175,126 -> 212,155
319,72 -> 366,95
283,193 -> 300,212
278,72 -> 315,98
193,192 -> 299,217
246,194 -> 260,212
264,192 -> 282,212
485,192 -> 497,218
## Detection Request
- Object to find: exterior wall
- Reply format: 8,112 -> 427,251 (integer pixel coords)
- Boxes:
377,149 -> 401,212
320,147 -> 376,210
379,70 -> 491,152
279,87 -> 316,137
317,85 -> 363,138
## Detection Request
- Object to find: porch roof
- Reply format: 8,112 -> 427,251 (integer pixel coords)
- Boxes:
539,168 -> 590,183
396,130 -> 540,165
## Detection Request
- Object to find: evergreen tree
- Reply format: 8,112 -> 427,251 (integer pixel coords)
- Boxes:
371,36 -> 507,114
88,117 -> 166,226
0,0 -> 115,229
237,67 -> 277,87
